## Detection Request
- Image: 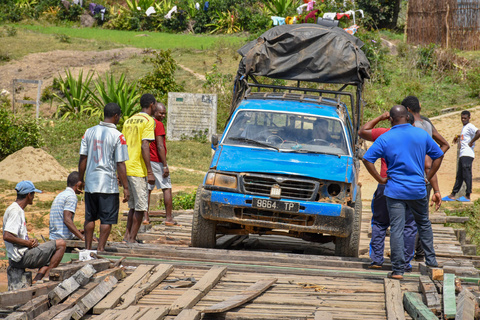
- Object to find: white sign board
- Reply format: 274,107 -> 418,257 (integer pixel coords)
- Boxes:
166,92 -> 217,141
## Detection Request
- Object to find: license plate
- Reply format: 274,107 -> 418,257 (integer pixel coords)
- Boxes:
252,198 -> 299,213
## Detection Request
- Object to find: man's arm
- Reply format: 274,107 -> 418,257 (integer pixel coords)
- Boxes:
468,130 -> 480,147
141,140 -> 155,185
431,126 -> 450,153
3,231 -> 36,248
155,135 -> 169,178
426,155 -> 444,210
117,161 -> 129,203
78,155 -> 88,191
358,111 -> 390,141
63,211 -> 84,240
362,159 -> 388,185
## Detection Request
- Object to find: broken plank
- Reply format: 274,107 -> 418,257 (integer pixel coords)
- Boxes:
203,278 -> 276,313
419,263 -> 443,281
443,273 -> 456,319
93,264 -> 154,314
384,278 -> 405,320
34,282 -> 98,320
15,294 -> 48,319
49,259 -> 110,281
49,264 -> 96,305
169,266 -> 227,316
456,288 -> 476,320
418,276 -> 441,313
175,309 -> 200,320
117,264 -> 173,309
0,282 -> 58,307
138,306 -> 168,320
91,267 -> 127,283
403,292 -> 437,320
314,311 -> 333,320
71,275 -> 118,320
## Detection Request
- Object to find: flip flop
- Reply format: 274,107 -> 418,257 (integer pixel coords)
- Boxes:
165,221 -> 180,226
441,196 -> 456,201
457,196 -> 471,202
142,220 -> 150,225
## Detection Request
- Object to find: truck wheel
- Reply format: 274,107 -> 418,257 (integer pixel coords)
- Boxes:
335,189 -> 362,257
191,185 -> 216,248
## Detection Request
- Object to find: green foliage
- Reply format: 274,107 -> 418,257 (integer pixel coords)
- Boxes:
0,98 -> 44,161
181,129 -> 209,143
206,10 -> 241,34
138,49 -> 184,102
264,0 -> 298,17
157,189 -> 197,210
236,4 -> 271,34
55,33 -> 71,43
54,68 -> 94,119
87,73 -> 141,128
57,3 -> 83,21
466,66 -> 480,98
0,50 -> 11,62
203,63 -> 233,130
357,0 -> 401,29
356,29 -> 390,84
445,199 -> 480,254
416,43 -> 437,71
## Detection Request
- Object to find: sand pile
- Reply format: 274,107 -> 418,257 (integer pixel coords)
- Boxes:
0,147 -> 69,182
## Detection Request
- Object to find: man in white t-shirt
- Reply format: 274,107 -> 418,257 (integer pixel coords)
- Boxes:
3,181 -> 66,288
444,110 -> 480,202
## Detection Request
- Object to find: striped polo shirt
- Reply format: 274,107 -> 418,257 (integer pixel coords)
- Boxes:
49,187 -> 77,240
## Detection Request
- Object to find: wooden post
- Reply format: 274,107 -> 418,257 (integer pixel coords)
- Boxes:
403,292 -> 438,320
418,276 -> 441,313
444,273 -> 457,319
384,278 -> 405,320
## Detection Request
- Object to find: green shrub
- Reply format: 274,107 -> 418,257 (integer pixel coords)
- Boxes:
158,189 -> 197,210
5,26 -> 17,37
54,68 -> 94,119
264,0 -> 298,17
356,29 -> 391,84
416,43 -> 437,71
138,49 -> 184,102
203,63 -> 233,130
55,33 -> 71,43
0,99 -> 43,161
57,3 -> 83,21
466,66 -> 480,98
86,72 -> 141,129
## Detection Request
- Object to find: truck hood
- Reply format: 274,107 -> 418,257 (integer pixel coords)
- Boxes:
212,145 -> 353,183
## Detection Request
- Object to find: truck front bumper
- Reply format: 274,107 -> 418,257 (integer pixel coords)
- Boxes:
199,188 -> 355,237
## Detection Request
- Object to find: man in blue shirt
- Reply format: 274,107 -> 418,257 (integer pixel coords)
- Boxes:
362,105 -> 444,279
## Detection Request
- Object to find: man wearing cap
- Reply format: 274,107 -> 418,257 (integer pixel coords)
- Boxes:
3,181 -> 66,285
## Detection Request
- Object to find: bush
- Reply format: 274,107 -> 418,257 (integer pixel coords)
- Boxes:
0,98 -> 43,161
416,43 -> 437,71
57,3 -> 83,21
356,29 -> 391,84
203,64 -> 233,130
54,69 -> 94,119
466,66 -> 480,98
138,49 -> 184,102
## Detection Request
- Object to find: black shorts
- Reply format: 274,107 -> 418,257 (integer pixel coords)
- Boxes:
10,241 -> 56,269
85,192 -> 119,225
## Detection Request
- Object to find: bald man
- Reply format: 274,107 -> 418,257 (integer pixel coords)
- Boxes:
362,105 -> 444,280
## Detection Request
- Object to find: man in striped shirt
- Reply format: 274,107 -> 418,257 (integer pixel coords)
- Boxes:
49,171 -> 84,241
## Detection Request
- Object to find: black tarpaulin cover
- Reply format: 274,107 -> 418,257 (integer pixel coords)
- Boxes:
237,24 -> 370,84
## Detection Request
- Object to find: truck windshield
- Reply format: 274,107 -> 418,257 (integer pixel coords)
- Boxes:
223,111 -> 349,155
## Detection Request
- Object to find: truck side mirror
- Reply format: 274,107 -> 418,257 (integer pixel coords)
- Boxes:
211,134 -> 219,149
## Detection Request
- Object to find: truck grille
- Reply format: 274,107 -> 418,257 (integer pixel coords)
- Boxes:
242,174 -> 317,200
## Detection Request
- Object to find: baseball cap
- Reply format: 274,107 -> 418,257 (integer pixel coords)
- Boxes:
15,181 -> 42,194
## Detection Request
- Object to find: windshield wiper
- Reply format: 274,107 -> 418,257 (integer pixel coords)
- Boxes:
228,137 -> 279,151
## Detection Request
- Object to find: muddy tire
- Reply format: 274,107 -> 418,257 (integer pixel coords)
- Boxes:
335,188 -> 362,257
191,185 -> 216,248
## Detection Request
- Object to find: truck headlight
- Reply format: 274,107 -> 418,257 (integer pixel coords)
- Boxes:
205,172 -> 238,189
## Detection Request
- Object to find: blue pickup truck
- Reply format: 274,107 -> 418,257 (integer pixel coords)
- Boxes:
191,24 -> 370,257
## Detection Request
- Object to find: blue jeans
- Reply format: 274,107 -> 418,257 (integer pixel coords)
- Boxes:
370,184 -> 416,269
386,196 -> 437,275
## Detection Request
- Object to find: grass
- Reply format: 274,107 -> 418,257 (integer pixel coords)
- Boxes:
14,23 -> 246,51
445,199 -> 480,254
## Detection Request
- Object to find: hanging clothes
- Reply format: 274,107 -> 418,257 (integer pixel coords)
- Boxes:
323,12 -> 336,20
304,9 -> 318,23
145,6 -> 156,16
307,0 -> 316,11
164,5 -> 177,19
271,16 -> 286,26
344,24 -> 359,35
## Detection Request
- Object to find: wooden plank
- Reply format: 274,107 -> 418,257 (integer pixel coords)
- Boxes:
203,278 -> 277,313
71,275 -> 118,320
403,292 -> 438,320
34,282 -> 98,320
384,278 -> 405,320
314,311 -> 333,320
169,266 -> 227,315
14,294 -> 48,319
443,273 -> 456,319
114,306 -> 149,320
5,312 -> 27,320
175,309 -> 201,320
93,264 -> 154,314
117,264 -> 174,309
419,263 -> 444,281
456,288 -> 476,320
49,264 -> 96,305
49,259 -> 110,281
0,282 -> 58,307
51,308 -> 74,320
462,244 -> 477,256
138,306 -> 168,320
418,276 -> 441,313
91,267 -> 127,283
